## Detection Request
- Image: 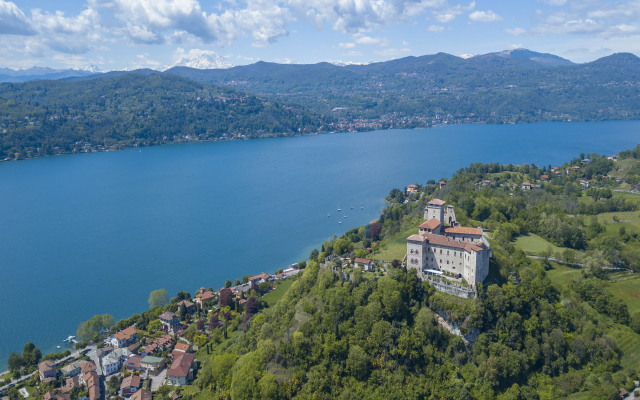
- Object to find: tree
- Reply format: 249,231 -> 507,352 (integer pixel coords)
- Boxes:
310,248 -> 319,261
148,320 -> 162,333
234,278 -> 241,286
148,289 -> 169,309
7,352 -> 22,372
225,279 -> 232,288
179,303 -> 187,321
219,288 -> 233,308
346,345 -> 369,380
197,319 -> 205,331
245,297 -> 258,314
369,223 -> 382,240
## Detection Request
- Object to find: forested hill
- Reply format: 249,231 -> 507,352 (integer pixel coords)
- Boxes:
0,73 -> 332,159
163,52 -> 640,124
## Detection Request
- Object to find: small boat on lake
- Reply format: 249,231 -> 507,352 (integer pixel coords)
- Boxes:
337,202 -> 341,211
327,213 -> 330,217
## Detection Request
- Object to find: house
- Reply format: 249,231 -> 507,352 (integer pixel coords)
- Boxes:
354,258 -> 374,271
155,335 -> 174,350
127,342 -> 141,354
143,343 -> 159,355
166,353 -> 197,386
419,218 -> 442,235
579,180 -> 590,189
102,348 -> 131,375
195,290 -> 215,307
96,346 -> 114,360
59,377 -> 80,394
438,181 -> 446,188
159,311 -> 180,332
140,356 -> 165,371
620,388 -> 628,399
120,375 -> 142,397
80,361 -> 97,375
248,273 -> 271,284
123,355 -> 143,372
616,178 -> 623,183
407,184 -> 418,194
571,166 -> 580,171
608,155 -> 619,161
276,268 -> 300,279
581,159 -> 592,164
131,389 -> 153,400
555,171 -> 562,176
111,326 -> 137,348
61,360 -> 88,377
39,360 -> 57,382
540,175 -> 549,181
44,392 -> 70,400
174,343 -> 191,354
80,371 -> 100,400
482,180 -> 492,186
521,182 -> 532,190
176,300 -> 195,314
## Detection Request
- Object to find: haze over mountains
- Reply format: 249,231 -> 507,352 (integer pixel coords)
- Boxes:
0,48 -> 576,83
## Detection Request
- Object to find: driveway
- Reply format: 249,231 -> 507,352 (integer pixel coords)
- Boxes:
150,370 -> 166,392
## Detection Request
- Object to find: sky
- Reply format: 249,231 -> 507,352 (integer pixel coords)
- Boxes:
1,0 -> 640,70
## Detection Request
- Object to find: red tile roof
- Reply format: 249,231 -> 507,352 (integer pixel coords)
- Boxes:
81,361 -> 97,374
248,273 -> 270,282
428,198 -> 446,206
407,234 -> 427,242
444,226 -> 482,236
131,389 -> 152,400
354,258 -> 373,264
167,353 -> 196,378
121,375 -> 141,390
174,343 -> 190,352
114,326 -> 137,341
420,233 -> 484,252
419,218 -> 441,230
196,291 -> 215,301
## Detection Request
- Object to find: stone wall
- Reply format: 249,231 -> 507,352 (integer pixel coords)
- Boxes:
427,278 -> 476,299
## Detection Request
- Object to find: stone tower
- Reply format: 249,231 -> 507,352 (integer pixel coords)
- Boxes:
425,198 -> 446,222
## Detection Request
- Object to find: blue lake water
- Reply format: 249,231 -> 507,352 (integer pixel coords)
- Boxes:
1,120 -> 640,369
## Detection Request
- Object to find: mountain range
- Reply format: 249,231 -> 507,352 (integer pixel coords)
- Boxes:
0,48 -> 576,83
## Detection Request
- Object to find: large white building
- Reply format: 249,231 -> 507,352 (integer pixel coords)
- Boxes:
102,348 -> 132,375
407,199 -> 491,286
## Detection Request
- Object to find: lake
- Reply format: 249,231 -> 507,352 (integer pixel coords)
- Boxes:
1,120 -> 640,369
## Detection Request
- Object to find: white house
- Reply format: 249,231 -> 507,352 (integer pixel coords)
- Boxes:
102,348 -> 131,375
110,326 -> 136,348
354,258 -> 374,271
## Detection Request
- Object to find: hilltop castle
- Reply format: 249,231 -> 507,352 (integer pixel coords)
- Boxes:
406,199 -> 490,286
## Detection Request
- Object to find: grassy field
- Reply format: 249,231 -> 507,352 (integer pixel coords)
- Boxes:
371,225 -> 419,262
513,233 -> 567,255
262,278 -> 295,308
605,272 -> 640,315
545,261 -> 582,286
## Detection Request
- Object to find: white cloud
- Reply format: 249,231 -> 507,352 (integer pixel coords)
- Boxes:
374,47 -> 411,56
0,0 -> 37,35
432,1 -> 474,23
337,42 -> 356,48
355,36 -> 382,45
469,10 -> 503,22
343,50 -> 363,56
505,27 -> 526,36
427,25 -> 445,31
402,40 -> 409,45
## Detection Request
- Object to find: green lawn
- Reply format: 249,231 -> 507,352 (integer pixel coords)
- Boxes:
605,273 -> 640,315
513,233 -> 567,255
546,261 -> 582,286
262,278 -> 295,308
372,224 -> 419,262
613,190 -> 640,203
609,324 -> 640,371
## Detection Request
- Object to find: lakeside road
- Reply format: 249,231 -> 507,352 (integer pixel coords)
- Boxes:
0,345 -> 96,393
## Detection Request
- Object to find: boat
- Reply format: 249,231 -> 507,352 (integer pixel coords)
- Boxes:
327,213 -> 330,217
344,215 -> 347,218
56,346 -> 60,349
337,202 -> 341,212
63,335 -> 77,344
361,207 -> 363,209
351,206 -> 353,209
339,221 -> 342,224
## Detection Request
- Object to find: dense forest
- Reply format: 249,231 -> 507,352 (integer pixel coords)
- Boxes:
0,73 -> 332,159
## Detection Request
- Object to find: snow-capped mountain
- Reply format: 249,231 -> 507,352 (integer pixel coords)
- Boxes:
161,53 -> 234,71
74,65 -> 104,73
329,61 -> 371,67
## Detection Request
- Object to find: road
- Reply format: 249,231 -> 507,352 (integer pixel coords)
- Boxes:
150,370 -> 166,392
526,255 -> 626,270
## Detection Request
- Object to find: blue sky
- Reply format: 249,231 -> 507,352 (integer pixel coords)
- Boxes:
1,0 -> 639,70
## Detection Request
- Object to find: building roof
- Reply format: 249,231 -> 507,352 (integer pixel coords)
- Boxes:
174,343 -> 190,352
131,389 -> 152,400
39,359 -> 56,374
419,218 -> 441,230
196,291 -> 215,301
80,361 -> 97,374
176,300 -> 194,308
540,175 -> 549,179
141,356 -> 164,364
124,355 -> 143,369
114,326 -> 137,341
444,226 -> 483,236
428,198 -> 446,206
354,258 -> 373,264
248,273 -> 270,282
60,377 -> 80,393
522,182 -> 531,186
407,234 -> 427,242
88,386 -> 100,400
420,232 -> 484,252
144,343 -> 159,354
159,311 -> 178,320
167,353 -> 196,378
121,375 -> 141,389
